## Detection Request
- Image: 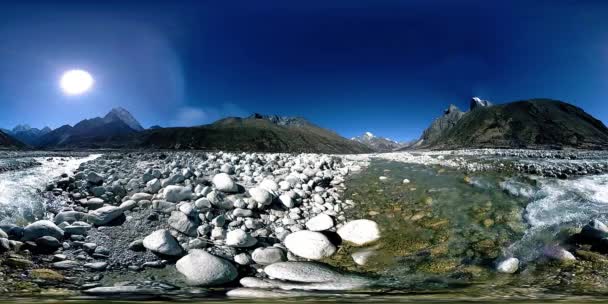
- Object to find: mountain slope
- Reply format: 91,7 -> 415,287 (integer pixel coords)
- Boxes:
8,125 -> 52,146
412,104 -> 465,148
422,99 -> 608,150
0,130 -> 25,149
103,107 -> 144,131
36,108 -> 142,148
116,114 -> 373,154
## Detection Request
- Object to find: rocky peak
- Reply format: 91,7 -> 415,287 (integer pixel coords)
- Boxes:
249,113 -> 309,127
103,107 -> 144,131
470,97 -> 493,111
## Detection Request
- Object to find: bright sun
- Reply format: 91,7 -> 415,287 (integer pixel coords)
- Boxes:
60,69 -> 94,95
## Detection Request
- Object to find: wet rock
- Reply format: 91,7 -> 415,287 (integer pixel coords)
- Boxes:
284,230 -> 336,260
22,220 -> 64,242
580,219 -> 608,242
143,229 -> 184,256
176,249 -> 238,286
263,262 -> 371,289
337,219 -> 380,246
496,257 -> 519,274
87,172 -> 103,185
543,245 -> 576,261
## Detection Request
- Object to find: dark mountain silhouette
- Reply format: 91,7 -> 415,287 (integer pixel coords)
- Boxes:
415,99 -> 608,150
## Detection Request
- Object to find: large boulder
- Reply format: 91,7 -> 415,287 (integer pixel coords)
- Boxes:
212,173 -> 238,193
176,249 -> 238,286
163,186 -> 192,203
337,219 -> 380,246
22,220 -> 64,242
284,230 -> 336,260
143,229 -> 184,256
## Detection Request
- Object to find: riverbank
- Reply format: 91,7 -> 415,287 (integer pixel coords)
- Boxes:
3,150 -> 608,301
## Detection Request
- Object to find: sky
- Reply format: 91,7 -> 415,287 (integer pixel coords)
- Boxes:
1,0 -> 608,141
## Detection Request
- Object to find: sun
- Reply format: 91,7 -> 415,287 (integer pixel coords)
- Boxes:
60,69 -> 94,95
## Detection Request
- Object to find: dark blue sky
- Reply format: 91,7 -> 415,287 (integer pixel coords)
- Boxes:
1,0 -> 607,141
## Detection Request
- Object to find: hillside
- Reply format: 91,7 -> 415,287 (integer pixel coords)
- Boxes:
0,130 -> 25,149
421,99 -> 608,150
118,114 -> 373,154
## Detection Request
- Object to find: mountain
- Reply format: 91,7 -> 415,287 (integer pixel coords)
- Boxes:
7,125 -> 52,146
103,107 -> 144,131
412,104 -> 466,148
111,113 -> 373,154
416,98 -> 608,150
470,96 -> 493,110
36,108 -> 142,148
351,132 -> 407,152
0,130 -> 25,149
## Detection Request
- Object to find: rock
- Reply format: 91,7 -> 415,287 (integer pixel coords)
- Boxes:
22,220 -> 64,242
279,194 -> 295,208
146,178 -> 162,193
496,257 -> 519,274
284,231 -> 336,260
543,245 -> 576,261
232,208 -> 253,218
132,192 -> 154,202
260,179 -> 279,193
87,172 -> 103,184
83,286 -> 161,296
88,206 -> 124,226
35,236 -> 62,251
227,288 -> 313,298
85,198 -> 105,210
234,253 -> 253,265
195,198 -> 212,210
305,214 -> 334,231
212,173 -> 238,193
168,211 -> 199,236
64,222 -> 92,236
163,185 -> 192,203
337,219 -> 380,246
85,262 -> 108,271
581,219 -> 608,242
225,229 -> 257,247
143,229 -> 184,256
264,262 -> 371,289
53,260 -> 80,269
402,179 -> 410,184
251,247 -> 286,265
351,249 -> 377,266
53,211 -> 86,224
128,239 -> 145,251
249,188 -> 273,206
176,249 -> 238,286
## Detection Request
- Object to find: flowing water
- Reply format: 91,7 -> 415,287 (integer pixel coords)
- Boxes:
4,154 -> 608,302
0,154 -> 99,224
